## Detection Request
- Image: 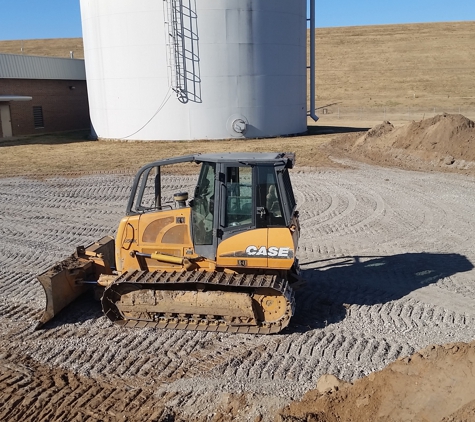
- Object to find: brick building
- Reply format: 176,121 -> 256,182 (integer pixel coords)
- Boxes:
0,54 -> 89,138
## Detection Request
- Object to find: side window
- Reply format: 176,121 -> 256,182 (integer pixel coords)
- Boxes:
225,166 -> 253,228
257,166 -> 285,227
191,163 -> 216,245
130,166 -> 161,213
282,168 -> 296,212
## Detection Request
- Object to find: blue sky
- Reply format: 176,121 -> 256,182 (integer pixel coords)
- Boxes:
0,0 -> 474,40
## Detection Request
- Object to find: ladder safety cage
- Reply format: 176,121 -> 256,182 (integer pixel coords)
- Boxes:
163,0 -> 188,103
307,0 -> 318,122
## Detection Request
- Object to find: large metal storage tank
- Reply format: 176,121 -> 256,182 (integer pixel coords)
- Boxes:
80,0 -> 308,140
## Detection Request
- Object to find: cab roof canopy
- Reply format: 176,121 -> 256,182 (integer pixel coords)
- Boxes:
145,152 -> 296,170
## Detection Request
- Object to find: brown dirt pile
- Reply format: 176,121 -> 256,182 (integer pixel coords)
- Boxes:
277,341 -> 475,422
329,113 -> 475,173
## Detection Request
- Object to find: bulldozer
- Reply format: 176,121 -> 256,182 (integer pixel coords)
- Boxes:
37,152 -> 302,334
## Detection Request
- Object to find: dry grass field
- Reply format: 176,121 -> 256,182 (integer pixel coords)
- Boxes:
313,21 -> 475,109
0,128 -> 343,177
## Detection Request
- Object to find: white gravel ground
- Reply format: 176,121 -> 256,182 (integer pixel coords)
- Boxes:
1,162 -> 475,420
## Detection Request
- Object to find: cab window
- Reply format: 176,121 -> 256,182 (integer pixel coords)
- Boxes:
225,166 -> 253,228
257,166 -> 285,227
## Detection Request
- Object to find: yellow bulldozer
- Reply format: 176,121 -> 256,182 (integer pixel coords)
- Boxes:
37,152 -> 302,334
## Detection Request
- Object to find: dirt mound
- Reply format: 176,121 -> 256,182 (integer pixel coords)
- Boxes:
278,341 -> 475,422
356,120 -> 395,144
330,114 -> 475,173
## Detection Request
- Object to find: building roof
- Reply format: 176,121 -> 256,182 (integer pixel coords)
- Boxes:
0,53 -> 85,80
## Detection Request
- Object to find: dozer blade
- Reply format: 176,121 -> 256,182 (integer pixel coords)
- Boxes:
36,236 -> 115,329
36,258 -> 92,328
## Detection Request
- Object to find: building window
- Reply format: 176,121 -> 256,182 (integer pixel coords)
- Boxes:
33,106 -> 44,128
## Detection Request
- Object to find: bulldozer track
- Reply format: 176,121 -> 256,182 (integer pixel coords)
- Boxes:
102,270 -> 295,334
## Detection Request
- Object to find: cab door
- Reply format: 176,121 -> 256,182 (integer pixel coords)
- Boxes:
216,164 -> 268,268
190,162 -> 217,260
216,164 -> 295,270
220,165 -> 254,235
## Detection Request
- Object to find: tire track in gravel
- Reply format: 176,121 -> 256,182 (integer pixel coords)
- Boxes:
0,353 -> 184,422
1,165 -> 475,421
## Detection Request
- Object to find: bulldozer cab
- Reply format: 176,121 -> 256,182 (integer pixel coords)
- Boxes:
126,153 -> 297,260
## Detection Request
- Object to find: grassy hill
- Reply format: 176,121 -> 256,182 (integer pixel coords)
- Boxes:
0,38 -> 84,59
314,21 -> 475,109
1,21 -> 474,110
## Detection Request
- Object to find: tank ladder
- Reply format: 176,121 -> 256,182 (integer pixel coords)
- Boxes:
307,0 -> 318,121
163,0 -> 188,103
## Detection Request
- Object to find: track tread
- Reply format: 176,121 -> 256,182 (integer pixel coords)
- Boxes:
102,270 -> 295,334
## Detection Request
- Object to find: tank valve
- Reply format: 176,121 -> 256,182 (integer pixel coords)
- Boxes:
232,119 -> 247,134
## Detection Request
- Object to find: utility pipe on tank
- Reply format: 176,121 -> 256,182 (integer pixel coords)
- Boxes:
308,0 -> 318,121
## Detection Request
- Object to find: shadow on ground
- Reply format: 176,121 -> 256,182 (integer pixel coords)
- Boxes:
39,252 -> 473,334
39,292 -> 103,330
0,130 -> 92,147
307,125 -> 370,136
288,252 -> 474,333
1,126 -> 366,147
